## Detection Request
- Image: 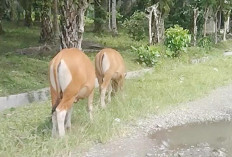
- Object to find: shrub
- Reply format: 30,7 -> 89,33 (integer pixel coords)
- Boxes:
165,25 -> 191,57
197,36 -> 212,50
131,45 -> 160,67
123,11 -> 147,41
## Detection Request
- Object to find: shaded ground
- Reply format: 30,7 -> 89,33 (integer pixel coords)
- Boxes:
14,40 -> 104,57
81,84 -> 232,157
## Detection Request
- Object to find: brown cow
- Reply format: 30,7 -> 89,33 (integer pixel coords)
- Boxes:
95,48 -> 126,108
49,48 -> 95,137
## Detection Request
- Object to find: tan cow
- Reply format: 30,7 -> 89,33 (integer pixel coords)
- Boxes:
95,48 -> 126,108
49,48 -> 95,137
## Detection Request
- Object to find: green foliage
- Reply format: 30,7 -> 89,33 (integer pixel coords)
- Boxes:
197,36 -> 212,50
165,0 -> 204,33
131,45 -> 160,67
123,11 -> 147,41
165,25 -> 191,57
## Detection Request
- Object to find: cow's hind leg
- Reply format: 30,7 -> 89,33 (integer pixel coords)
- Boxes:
100,74 -> 112,108
50,87 -> 59,137
52,111 -> 58,137
56,97 -> 75,137
107,81 -> 112,103
65,106 -> 73,130
87,89 -> 94,121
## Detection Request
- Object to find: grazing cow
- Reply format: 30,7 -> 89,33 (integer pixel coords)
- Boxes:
95,48 -> 126,108
49,48 -> 95,137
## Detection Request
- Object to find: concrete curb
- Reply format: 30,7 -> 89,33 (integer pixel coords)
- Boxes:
0,68 -> 153,112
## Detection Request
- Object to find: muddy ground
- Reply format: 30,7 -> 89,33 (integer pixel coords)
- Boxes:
79,84 -> 232,157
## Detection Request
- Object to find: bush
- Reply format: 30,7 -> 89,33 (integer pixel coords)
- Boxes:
197,36 -> 212,51
165,25 -> 191,57
123,11 -> 147,41
131,45 -> 160,67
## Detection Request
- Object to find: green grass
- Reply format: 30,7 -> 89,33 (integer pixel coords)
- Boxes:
0,22 -> 144,96
84,31 -> 147,50
1,53 -> 232,156
0,54 -> 49,96
0,21 -> 40,54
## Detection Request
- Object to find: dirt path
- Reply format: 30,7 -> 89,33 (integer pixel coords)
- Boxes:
80,84 -> 232,157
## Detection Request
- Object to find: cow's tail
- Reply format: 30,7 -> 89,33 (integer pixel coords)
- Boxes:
51,55 -> 63,114
95,51 -> 105,77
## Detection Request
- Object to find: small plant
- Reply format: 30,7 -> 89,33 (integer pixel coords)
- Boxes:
131,45 -> 160,67
165,25 -> 191,57
123,11 -> 147,41
197,36 -> 212,50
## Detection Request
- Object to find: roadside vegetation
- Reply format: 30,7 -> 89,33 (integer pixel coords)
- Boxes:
2,22 -> 232,157
1,46 -> 232,156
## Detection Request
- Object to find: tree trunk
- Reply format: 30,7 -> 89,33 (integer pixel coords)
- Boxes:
203,7 -> 209,37
108,0 -> 111,30
193,8 -> 199,46
94,0 -> 107,32
40,0 -> 53,43
111,0 -> 118,35
60,0 -> 78,49
34,12 -> 41,22
159,18 -> 164,43
147,9 -> 152,45
76,0 -> 89,49
0,20 -> 4,34
59,0 -> 89,50
16,1 -> 23,22
25,9 -> 32,27
227,12 -> 230,33
34,0 -> 41,22
146,3 -> 161,45
153,11 -> 160,44
214,10 -> 218,44
0,0 -> 4,34
218,9 -> 222,33
10,0 -> 17,21
52,0 -> 59,40
223,10 -> 231,41
223,19 -> 227,41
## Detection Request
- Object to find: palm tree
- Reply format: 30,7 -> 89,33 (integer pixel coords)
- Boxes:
40,0 -> 53,43
60,0 -> 89,49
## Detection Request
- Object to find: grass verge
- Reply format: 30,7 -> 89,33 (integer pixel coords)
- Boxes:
0,22 -> 143,96
1,54 -> 232,156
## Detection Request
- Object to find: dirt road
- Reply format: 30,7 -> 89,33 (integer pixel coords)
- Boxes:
80,84 -> 232,157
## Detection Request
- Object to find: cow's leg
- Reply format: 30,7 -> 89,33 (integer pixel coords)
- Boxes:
52,111 -> 58,137
56,97 -> 75,137
87,89 -> 94,121
50,86 -> 59,137
107,81 -> 112,103
56,109 -> 67,137
97,76 -> 103,94
65,106 -> 73,130
101,74 -> 112,108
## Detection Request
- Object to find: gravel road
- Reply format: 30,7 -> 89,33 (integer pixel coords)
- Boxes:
81,84 -> 232,157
